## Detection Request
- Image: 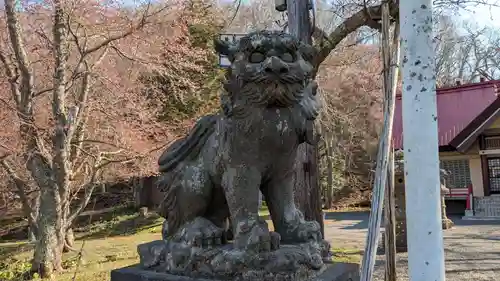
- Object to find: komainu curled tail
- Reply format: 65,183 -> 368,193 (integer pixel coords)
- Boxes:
157,114 -> 218,174
156,114 -> 221,242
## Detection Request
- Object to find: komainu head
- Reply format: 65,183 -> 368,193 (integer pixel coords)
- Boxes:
215,30 -> 316,110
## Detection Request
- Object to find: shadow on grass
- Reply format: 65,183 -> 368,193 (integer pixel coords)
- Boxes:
0,205 -> 138,242
74,205 -> 137,227
78,213 -> 163,240
0,218 -> 29,242
0,242 -> 33,261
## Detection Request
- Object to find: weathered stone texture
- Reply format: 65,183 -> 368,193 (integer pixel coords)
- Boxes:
111,31 -> 342,281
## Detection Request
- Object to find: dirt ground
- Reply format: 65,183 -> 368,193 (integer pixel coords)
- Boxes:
324,211 -> 500,281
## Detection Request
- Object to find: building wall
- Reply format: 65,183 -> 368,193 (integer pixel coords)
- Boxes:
489,117 -> 500,129
473,116 -> 500,197
465,141 -> 484,197
470,156 -> 484,196
474,196 -> 500,217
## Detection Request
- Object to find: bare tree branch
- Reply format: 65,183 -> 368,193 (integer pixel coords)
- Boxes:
313,0 -> 399,70
0,155 -> 38,234
4,0 -> 34,108
82,2 -> 169,56
66,176 -> 98,226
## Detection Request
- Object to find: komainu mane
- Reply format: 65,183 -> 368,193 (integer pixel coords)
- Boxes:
139,30 -> 331,280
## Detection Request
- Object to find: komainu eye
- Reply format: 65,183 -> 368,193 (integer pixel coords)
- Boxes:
280,52 -> 294,62
249,52 -> 265,63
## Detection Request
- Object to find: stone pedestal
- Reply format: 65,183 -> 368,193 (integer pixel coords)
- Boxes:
111,266 -> 214,281
110,262 -> 360,281
128,237 -> 333,281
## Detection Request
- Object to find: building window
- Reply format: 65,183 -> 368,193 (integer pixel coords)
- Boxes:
487,158 -> 500,194
484,136 -> 500,150
440,159 -> 471,189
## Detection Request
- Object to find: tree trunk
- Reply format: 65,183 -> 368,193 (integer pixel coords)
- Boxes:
309,142 -> 324,237
28,192 -> 41,242
134,177 -> 142,208
31,190 -> 64,277
32,228 -> 64,278
28,223 -> 37,242
293,143 -> 324,234
324,136 -> 334,209
30,158 -> 65,278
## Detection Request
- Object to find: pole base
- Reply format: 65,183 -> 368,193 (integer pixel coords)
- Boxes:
441,218 -> 454,230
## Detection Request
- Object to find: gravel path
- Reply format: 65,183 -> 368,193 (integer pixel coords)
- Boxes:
324,212 -> 500,280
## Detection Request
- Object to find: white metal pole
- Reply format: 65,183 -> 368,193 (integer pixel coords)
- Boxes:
400,1 -> 446,281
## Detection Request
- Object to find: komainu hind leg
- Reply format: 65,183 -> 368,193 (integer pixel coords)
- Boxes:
160,160 -> 225,248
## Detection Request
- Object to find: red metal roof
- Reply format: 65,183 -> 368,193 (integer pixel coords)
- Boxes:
392,80 -> 500,150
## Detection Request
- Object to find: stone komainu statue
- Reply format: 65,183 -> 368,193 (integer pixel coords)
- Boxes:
147,31 -> 329,280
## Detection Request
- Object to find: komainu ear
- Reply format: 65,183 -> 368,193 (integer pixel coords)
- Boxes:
214,37 -> 234,56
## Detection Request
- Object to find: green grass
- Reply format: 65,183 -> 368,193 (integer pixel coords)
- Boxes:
0,211 -> 164,281
258,205 -> 270,217
331,248 -> 363,263
324,207 -> 371,213
0,209 -> 360,281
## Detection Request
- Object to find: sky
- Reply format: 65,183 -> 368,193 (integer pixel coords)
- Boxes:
459,1 -> 500,28
221,0 -> 500,28
2,0 -> 497,29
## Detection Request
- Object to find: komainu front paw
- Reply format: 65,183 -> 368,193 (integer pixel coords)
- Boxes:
171,217 -> 224,248
283,220 -> 322,244
233,218 -> 280,252
138,240 -> 168,268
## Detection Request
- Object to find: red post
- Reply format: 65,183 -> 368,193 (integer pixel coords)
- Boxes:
466,184 -> 473,210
